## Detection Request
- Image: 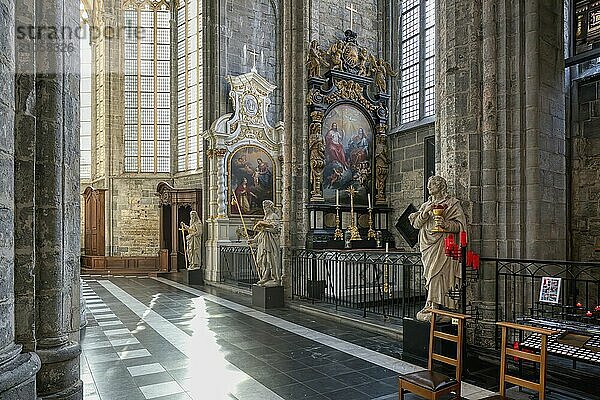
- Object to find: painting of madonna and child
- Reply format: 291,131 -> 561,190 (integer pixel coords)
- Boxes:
229,146 -> 274,216
322,104 -> 373,206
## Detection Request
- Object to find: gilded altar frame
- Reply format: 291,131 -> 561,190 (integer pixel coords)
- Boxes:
306,30 -> 394,248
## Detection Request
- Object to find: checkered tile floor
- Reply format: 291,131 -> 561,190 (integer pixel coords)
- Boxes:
80,276 -> 496,400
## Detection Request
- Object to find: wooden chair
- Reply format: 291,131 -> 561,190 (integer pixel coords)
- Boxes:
398,309 -> 468,400
481,321 -> 555,400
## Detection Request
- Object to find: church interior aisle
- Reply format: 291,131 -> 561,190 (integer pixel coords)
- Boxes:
80,276 -> 494,400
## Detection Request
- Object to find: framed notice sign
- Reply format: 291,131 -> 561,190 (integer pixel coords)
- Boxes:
539,277 -> 562,304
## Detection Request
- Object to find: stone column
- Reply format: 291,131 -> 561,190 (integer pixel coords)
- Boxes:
0,0 -> 41,397
281,0 -> 309,260
33,0 -> 82,398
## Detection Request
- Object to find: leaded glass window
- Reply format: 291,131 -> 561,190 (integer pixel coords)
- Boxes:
400,0 -> 435,124
123,0 -> 171,173
177,0 -> 203,172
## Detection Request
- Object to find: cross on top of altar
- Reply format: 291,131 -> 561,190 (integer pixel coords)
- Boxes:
244,45 -> 260,73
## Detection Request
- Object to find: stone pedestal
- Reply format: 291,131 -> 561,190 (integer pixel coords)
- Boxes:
402,318 -> 456,361
183,269 -> 204,285
252,285 -> 284,309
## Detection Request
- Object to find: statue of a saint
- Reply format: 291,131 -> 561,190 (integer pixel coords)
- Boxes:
251,200 -> 282,287
409,176 -> 467,322
181,211 -> 202,270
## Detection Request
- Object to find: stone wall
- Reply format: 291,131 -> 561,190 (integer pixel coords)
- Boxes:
220,0 -> 280,122
388,123 -> 434,249
107,177 -> 165,256
571,77 -> 600,261
309,0 -> 382,55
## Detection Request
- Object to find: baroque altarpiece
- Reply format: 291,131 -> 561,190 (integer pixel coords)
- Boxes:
306,30 -> 396,248
203,70 -> 284,281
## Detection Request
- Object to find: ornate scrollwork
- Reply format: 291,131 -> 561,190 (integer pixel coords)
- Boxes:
305,30 -> 397,94
374,132 -> 389,203
324,80 -> 377,111
309,113 -> 325,199
207,148 -> 227,159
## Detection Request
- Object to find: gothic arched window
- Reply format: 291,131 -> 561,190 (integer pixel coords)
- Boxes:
123,0 -> 171,173
399,0 -> 435,124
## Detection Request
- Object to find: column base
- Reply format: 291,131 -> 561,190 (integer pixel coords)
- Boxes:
0,350 -> 41,399
36,341 -> 82,400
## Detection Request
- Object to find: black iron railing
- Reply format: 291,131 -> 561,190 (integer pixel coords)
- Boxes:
219,245 -> 257,288
490,257 -> 600,326
290,249 -> 426,319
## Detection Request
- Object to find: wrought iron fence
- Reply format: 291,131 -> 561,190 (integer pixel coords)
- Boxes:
490,257 -> 600,325
290,249 -> 426,319
219,245 -> 257,288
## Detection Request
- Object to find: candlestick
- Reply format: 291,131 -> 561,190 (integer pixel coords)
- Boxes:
346,186 -> 361,240
336,189 -> 339,207
367,208 -> 376,239
333,205 -> 343,240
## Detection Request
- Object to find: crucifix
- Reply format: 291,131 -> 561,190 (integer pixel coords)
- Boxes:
245,46 -> 260,72
346,3 -> 359,31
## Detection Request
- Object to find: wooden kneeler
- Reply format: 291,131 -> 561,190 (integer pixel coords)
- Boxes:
398,309 -> 467,400
481,322 -> 554,400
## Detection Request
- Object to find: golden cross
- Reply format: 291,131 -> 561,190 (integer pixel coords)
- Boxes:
346,3 -> 359,31
346,186 -> 357,197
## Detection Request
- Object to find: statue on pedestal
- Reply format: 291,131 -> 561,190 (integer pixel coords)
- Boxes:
252,200 -> 282,287
409,176 -> 467,322
181,211 -> 202,270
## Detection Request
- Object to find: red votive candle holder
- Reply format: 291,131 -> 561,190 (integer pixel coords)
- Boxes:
586,311 -> 593,317
576,302 -> 583,308
472,254 -> 480,270
595,305 -> 600,312
460,231 -> 468,247
466,250 -> 474,267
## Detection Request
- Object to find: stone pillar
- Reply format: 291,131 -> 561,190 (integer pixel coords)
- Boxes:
281,0 -> 309,259
33,0 -> 83,398
436,0 -> 566,260
0,0 -> 42,397
437,0 -> 566,347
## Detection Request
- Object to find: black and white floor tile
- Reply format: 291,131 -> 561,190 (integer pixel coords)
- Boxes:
80,277 -> 495,400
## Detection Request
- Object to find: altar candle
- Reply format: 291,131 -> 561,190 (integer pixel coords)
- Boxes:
385,242 -> 389,253
460,231 -> 468,247
368,193 -> 372,209
336,190 -> 339,206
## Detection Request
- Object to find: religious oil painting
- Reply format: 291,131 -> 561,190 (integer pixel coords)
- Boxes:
322,104 -> 373,206
539,276 -> 562,304
229,145 -> 274,216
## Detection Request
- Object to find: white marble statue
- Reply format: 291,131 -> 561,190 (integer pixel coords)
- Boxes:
181,211 -> 202,270
252,200 -> 282,286
409,176 -> 467,322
